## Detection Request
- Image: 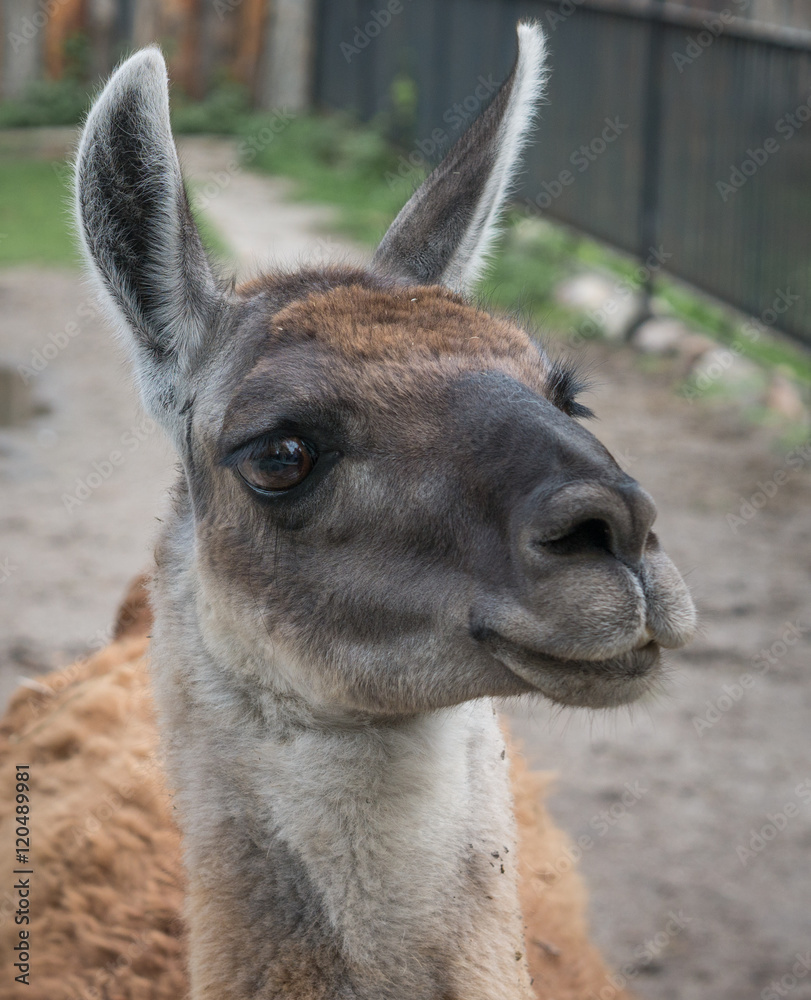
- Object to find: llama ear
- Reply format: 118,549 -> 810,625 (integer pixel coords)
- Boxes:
75,47 -> 223,436
372,22 -> 547,294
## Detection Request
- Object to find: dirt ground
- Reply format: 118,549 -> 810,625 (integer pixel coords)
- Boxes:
1,136 -> 809,1000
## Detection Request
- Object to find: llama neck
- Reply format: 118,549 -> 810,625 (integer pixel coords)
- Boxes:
151,613 -> 533,999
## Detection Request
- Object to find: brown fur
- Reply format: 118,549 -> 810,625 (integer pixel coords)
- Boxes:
112,572 -> 154,642
0,583 -> 629,1000
271,284 -> 543,364
0,634 -> 185,1000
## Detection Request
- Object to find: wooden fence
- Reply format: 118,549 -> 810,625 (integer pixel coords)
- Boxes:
0,0 -> 314,109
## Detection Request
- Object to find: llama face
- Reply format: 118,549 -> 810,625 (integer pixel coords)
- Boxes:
171,275 -> 693,715
75,29 -> 695,718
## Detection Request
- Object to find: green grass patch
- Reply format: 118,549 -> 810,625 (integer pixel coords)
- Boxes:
0,79 -> 90,129
171,83 -> 253,135
0,159 -> 77,266
480,217 -> 591,337
244,111 -> 416,245
188,190 -> 232,260
659,281 -> 811,385
0,75 -> 252,132
0,158 -> 229,268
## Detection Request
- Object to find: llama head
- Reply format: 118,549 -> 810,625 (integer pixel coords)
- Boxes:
75,25 -> 695,717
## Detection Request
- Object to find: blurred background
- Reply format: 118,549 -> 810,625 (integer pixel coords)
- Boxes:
1,1 -> 810,998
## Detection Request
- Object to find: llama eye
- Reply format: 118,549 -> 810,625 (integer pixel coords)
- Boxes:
237,436 -> 316,493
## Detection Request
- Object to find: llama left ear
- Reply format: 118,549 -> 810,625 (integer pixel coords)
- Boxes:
75,47 -> 224,441
372,21 -> 547,294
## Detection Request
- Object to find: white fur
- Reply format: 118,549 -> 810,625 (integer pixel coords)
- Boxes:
443,22 -> 548,293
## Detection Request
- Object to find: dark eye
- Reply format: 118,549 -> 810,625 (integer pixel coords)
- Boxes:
236,436 -> 316,493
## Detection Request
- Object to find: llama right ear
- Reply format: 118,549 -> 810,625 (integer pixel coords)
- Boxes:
75,47 -> 223,439
372,21 -> 547,295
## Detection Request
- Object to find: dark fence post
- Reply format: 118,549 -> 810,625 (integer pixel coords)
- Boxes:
635,0 -> 666,336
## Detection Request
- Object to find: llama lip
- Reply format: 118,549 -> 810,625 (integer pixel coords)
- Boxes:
478,630 -> 662,708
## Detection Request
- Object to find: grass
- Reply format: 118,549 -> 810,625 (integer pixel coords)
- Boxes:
243,112 -> 416,245
0,78 -> 255,267
0,79 -> 90,129
0,163 -> 233,269
0,71 -> 253,132
482,218 -> 600,336
0,159 -> 77,266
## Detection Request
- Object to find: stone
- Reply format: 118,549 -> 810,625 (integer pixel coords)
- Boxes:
765,374 -> 807,422
677,333 -> 716,366
555,273 -> 615,313
600,292 -> 647,342
689,348 -> 763,398
632,317 -> 690,355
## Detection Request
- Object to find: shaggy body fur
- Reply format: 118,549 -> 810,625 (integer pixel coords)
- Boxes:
0,586 -> 630,1000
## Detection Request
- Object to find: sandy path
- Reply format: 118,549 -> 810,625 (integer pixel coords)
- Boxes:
1,135 -> 809,1000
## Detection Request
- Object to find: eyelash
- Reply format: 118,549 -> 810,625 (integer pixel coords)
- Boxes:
545,360 -> 594,419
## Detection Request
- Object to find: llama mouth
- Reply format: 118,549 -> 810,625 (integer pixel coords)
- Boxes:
479,630 -> 662,708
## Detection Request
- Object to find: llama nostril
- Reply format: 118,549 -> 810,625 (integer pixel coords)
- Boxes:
540,518 -> 613,558
523,481 -> 656,571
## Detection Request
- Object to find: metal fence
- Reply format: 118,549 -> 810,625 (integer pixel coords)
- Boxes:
313,0 -> 811,347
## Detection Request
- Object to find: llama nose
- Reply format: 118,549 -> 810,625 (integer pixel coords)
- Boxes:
521,480 -> 657,572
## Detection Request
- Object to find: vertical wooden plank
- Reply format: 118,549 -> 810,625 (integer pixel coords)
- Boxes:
257,0 -> 316,110
235,0 -> 267,95
43,0 -> 83,80
2,0 -> 45,98
168,0 -> 201,98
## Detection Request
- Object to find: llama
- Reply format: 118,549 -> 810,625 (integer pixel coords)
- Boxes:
1,22 -> 695,999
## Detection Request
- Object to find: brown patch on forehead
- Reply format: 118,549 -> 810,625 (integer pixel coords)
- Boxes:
270,283 -> 543,365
